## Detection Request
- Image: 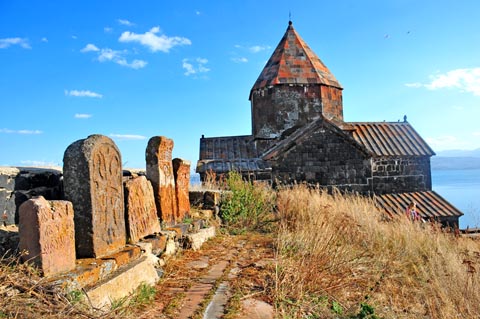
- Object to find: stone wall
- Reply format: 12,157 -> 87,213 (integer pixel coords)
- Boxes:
251,84 -> 343,142
271,123 -> 372,193
370,156 -> 432,194
0,167 -> 63,226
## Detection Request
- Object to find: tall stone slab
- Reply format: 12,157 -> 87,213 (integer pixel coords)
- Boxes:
173,158 -> 191,222
63,134 -> 126,258
146,136 -> 177,225
124,176 -> 161,243
19,196 -> 76,277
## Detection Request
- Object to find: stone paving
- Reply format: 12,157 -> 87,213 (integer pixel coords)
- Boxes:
136,233 -> 275,319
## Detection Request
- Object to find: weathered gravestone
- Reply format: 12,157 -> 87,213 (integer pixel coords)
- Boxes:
173,158 -> 191,222
19,196 -> 76,276
146,136 -> 177,225
124,176 -> 161,243
63,134 -> 126,258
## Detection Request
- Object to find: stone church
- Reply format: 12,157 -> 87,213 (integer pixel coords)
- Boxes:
196,21 -> 462,226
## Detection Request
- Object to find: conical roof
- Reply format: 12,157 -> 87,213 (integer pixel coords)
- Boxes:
250,21 -> 342,94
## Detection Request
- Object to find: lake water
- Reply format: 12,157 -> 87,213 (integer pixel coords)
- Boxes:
432,169 -> 480,229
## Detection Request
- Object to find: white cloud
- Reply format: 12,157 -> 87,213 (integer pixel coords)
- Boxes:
182,58 -> 210,76
404,82 -> 422,88
231,57 -> 248,63
473,132 -> 480,137
0,37 -> 31,49
406,68 -> 480,96
182,60 -> 195,76
109,134 -> 146,141
71,35 -> 78,40
20,160 -> 58,167
0,128 -> 42,134
116,58 -> 147,69
249,45 -> 270,53
118,19 -> 135,26
96,48 -> 147,69
74,113 -> 92,119
104,27 -> 113,33
196,10 -> 201,15
81,43 -> 100,52
426,135 -> 467,151
65,90 -> 103,98
119,26 -> 191,53
41,37 -> 48,43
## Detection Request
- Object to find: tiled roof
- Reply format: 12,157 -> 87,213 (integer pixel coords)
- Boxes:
250,21 -> 342,93
197,135 -> 271,173
374,191 -> 463,219
342,122 -> 435,157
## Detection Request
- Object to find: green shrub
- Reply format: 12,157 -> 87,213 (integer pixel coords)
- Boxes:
219,171 -> 275,232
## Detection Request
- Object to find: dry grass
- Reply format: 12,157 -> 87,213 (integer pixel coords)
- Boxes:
0,255 -> 95,319
274,185 -> 480,318
0,254 -> 157,319
189,170 -> 227,191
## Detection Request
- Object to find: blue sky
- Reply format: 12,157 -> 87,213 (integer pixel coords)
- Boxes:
1,0 -> 480,169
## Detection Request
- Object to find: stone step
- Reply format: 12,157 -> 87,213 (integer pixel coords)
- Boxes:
85,255 -> 159,310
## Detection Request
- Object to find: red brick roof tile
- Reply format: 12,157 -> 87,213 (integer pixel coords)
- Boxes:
251,21 -> 342,93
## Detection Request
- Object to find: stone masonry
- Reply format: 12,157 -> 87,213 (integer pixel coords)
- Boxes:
0,167 -> 62,226
18,196 -> 76,277
63,134 -> 126,258
124,176 -> 161,243
146,136 -> 177,225
173,158 -> 191,222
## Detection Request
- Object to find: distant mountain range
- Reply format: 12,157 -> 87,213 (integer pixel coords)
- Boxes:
432,148 -> 480,170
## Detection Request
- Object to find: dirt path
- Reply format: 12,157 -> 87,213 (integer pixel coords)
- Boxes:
135,232 -> 275,319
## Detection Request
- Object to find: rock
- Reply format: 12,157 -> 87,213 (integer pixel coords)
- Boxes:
185,226 -> 216,251
173,158 -> 191,222
124,176 -> 161,243
18,196 -> 76,277
146,136 -> 177,224
239,299 -> 274,319
63,134 -> 126,258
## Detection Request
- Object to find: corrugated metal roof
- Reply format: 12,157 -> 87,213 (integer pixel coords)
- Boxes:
197,135 -> 271,173
199,135 -> 260,160
374,191 -> 463,219
250,21 -> 342,94
344,122 -> 435,157
196,158 -> 272,174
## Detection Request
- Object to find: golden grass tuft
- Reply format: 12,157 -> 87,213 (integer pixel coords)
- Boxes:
274,184 -> 480,318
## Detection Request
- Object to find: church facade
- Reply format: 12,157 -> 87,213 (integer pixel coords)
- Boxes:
197,22 -> 462,226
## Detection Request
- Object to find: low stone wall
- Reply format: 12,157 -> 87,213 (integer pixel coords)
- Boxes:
0,167 -> 63,225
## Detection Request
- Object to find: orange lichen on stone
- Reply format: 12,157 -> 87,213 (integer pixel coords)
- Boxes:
124,176 -> 161,243
173,158 -> 191,222
146,136 -> 178,225
19,196 -> 76,277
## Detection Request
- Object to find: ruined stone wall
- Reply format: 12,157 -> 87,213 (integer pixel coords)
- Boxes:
370,156 -> 432,194
251,84 -> 343,142
0,167 -> 63,226
271,126 -> 372,193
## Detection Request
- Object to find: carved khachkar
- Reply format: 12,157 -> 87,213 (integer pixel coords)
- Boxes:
173,158 -> 191,222
63,134 -> 126,258
146,136 -> 177,225
19,196 -> 76,277
124,176 -> 161,243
